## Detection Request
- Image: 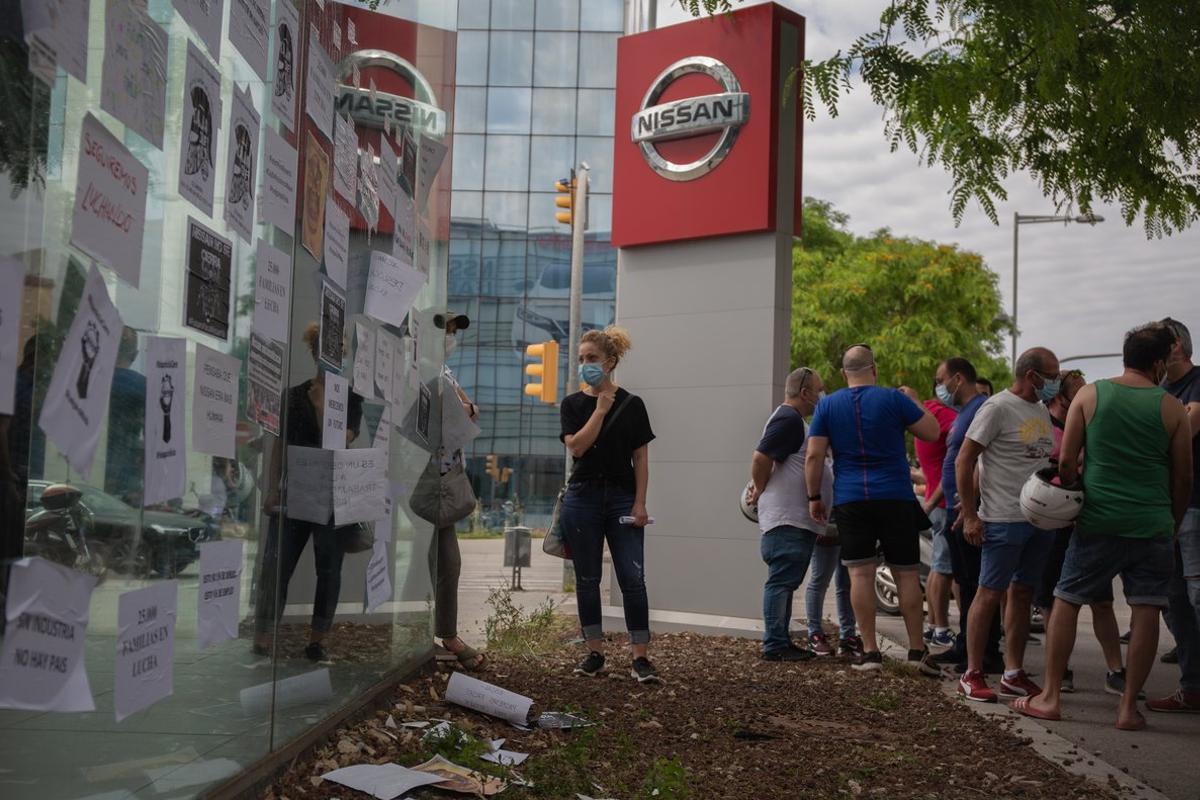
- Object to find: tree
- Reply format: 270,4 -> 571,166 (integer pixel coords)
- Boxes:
683,1 -> 1200,236
792,198 -> 1012,392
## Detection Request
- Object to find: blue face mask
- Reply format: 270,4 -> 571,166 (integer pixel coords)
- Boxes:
1036,376 -> 1061,403
579,363 -> 606,388
935,384 -> 953,406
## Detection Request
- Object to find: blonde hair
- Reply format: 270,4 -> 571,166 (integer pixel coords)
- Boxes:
581,325 -> 633,367
302,321 -> 320,359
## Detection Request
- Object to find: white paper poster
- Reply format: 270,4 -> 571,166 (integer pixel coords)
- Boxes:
223,85 -> 260,244
261,127 -> 297,232
372,403 -> 391,452
322,373 -> 349,450
72,114 -> 149,288
143,336 -> 188,506
305,26 -> 335,141
441,376 -> 482,454
392,190 -> 415,262
364,539 -> 391,614
415,136 -> 448,208
445,672 -> 533,726
374,329 -> 396,401
22,0 -> 90,83
229,0 -> 270,79
378,136 -> 399,220
178,41 -> 222,217
286,445 -> 333,524
38,264 -> 123,477
323,198 -> 350,289
192,344 -> 239,458
173,0 -> 225,60
253,239 -> 292,344
0,557 -> 97,713
353,322 -> 374,398
271,0 -> 300,130
364,251 -> 426,327
246,333 -> 284,435
114,582 -> 177,722
197,539 -> 243,649
332,113 -> 359,204
332,448 -> 388,524
358,145 -> 380,232
0,257 -> 27,414
100,0 -> 167,149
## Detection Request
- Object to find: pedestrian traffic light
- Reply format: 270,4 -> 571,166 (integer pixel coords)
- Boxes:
554,176 -> 575,227
485,454 -> 500,480
524,340 -> 559,404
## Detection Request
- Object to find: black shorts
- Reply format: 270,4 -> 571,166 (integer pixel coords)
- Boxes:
834,499 -> 923,569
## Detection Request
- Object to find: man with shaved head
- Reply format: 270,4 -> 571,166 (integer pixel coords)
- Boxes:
955,346 -> 1059,702
805,344 -> 942,673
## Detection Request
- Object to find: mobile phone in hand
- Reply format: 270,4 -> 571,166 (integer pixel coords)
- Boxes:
619,516 -> 655,525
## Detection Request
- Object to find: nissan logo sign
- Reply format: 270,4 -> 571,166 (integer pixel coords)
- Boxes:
631,56 -> 749,181
337,50 -> 447,137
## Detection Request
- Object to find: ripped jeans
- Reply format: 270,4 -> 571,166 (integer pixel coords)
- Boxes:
560,479 -> 650,645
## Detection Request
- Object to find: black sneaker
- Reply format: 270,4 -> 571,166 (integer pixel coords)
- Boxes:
851,650 -> 883,672
574,651 -> 606,677
1120,630 -> 1132,644
931,647 -> 962,664
839,634 -> 864,657
631,657 -> 662,684
907,648 -> 942,678
762,645 -> 815,662
304,642 -> 328,662
1061,668 -> 1075,693
1105,668 -> 1146,700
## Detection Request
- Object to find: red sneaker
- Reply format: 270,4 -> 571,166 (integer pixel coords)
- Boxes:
999,670 -> 1042,698
958,669 -> 997,703
809,632 -> 835,656
1146,689 -> 1200,714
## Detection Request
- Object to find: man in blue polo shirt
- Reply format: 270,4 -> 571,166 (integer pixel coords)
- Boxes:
805,344 -> 940,673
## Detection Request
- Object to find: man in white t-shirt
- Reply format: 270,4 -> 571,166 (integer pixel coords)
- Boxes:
955,346 -> 1059,702
749,367 -> 833,661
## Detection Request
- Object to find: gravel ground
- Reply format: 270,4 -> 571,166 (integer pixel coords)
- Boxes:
260,632 -> 1123,800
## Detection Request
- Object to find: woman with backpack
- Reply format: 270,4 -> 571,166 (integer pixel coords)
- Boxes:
559,326 -> 660,683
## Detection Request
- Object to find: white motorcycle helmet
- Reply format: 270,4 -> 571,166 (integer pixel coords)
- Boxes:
1019,467 -> 1084,530
739,480 -> 758,523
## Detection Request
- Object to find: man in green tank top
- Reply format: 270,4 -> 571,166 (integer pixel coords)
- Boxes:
1013,324 -> 1194,731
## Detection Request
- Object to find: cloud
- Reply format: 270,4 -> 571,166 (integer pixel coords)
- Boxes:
653,0 -> 1200,373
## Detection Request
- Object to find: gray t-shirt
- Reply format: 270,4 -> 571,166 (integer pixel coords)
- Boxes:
965,389 -> 1054,522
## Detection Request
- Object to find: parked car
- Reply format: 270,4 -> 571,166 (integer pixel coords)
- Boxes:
875,527 -> 934,616
24,480 -> 220,578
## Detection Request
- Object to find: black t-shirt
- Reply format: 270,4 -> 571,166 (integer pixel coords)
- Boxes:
1165,365 -> 1200,508
559,388 -> 655,493
285,379 -> 365,448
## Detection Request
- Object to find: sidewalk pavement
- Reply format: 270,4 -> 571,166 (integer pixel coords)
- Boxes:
454,537 -> 575,643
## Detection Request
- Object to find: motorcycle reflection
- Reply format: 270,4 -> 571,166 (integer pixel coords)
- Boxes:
23,484 -> 108,582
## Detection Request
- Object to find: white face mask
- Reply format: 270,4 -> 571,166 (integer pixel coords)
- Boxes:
445,334 -> 457,356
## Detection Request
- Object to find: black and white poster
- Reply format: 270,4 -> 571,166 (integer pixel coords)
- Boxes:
183,217 -> 232,340
37,264 -> 124,478
271,0 -> 299,131
318,280 -> 346,371
399,128 -> 417,198
222,84 -> 260,244
143,336 -> 187,506
178,41 -> 222,217
246,332 -> 283,436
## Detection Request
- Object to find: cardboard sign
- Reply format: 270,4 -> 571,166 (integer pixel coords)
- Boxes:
322,373 -> 349,450
100,0 -> 167,149
229,0 -> 270,80
197,540 -> 243,649
114,582 -> 177,721
71,114 -> 149,288
38,263 -> 123,477
183,217 -> 233,340
305,25 -> 335,140
142,336 -> 187,506
223,85 -> 260,243
192,344 -> 239,458
261,127 -> 298,233
172,0 -> 224,60
323,197 -> 350,289
0,558 -> 97,713
301,131 -> 330,258
178,41 -> 223,217
332,113 -> 359,204
253,239 -> 292,344
271,0 -> 300,130
364,250 -> 426,327
0,256 -> 27,414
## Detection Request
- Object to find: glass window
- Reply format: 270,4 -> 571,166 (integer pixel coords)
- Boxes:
486,87 -> 533,133
578,33 -> 618,87
449,235 -> 482,297
483,192 -> 530,233
575,136 -> 614,192
535,0 -> 579,30
490,0 -> 534,29
452,134 -> 486,190
531,88 -> 576,134
528,136 -> 575,190
480,235 -> 529,295
532,32 -> 578,88
576,89 -> 615,136
586,193 -> 613,234
580,0 -> 624,31
459,0 -> 491,28
489,30 -> 534,86
454,86 -> 487,133
484,135 -> 530,191
527,191 -> 564,233
452,190 -> 484,222
457,30 -> 490,84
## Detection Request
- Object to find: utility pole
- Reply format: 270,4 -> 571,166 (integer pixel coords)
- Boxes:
558,164 -> 588,591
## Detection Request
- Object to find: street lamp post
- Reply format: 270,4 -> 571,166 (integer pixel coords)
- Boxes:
1011,212 -> 1104,369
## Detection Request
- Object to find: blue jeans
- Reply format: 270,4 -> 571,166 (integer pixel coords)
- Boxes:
1166,508 -> 1200,693
1054,530 -> 1174,607
979,521 -> 1054,591
805,538 -> 855,638
929,506 -> 953,575
760,526 -> 817,653
560,481 -> 650,645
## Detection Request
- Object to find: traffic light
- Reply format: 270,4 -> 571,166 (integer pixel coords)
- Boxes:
524,340 -> 559,404
499,467 -> 513,484
554,174 -> 575,227
485,454 -> 500,481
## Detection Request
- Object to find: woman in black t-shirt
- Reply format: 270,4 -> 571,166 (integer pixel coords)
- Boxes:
254,323 -> 363,662
559,326 -> 659,683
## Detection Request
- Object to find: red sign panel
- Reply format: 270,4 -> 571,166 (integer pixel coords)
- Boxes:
612,3 -> 804,248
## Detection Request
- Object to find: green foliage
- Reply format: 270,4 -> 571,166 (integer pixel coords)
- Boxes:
421,722 -> 491,769
483,586 -> 570,659
640,757 -> 691,799
684,1 -> 1200,236
861,690 -> 901,712
792,198 -> 1012,392
518,724 -> 600,797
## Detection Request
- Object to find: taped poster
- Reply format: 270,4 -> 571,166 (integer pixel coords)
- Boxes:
143,336 -> 187,506
261,127 -> 298,233
114,581 -> 177,721
223,85 -> 260,243
322,373 -> 349,450
197,540 -> 244,649
247,332 -> 284,435
172,0 -> 224,60
305,25 -> 335,140
183,217 -> 233,341
192,344 -> 239,458
353,322 -> 375,398
271,0 -> 300,130
302,131 -> 331,259
229,0 -> 270,80
319,280 -> 346,371
363,250 -> 426,327
253,239 -> 292,344
100,0 -> 167,149
332,113 -> 359,204
178,41 -> 222,217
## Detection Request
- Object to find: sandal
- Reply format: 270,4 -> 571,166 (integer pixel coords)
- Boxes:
437,638 -> 486,670
1010,696 -> 1060,721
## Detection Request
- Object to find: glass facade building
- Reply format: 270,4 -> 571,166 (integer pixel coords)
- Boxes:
449,0 -> 623,525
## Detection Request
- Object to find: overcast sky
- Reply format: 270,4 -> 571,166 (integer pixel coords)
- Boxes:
654,0 -> 1199,382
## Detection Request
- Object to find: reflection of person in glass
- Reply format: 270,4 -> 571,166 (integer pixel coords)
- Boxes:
76,321 -> 100,399
159,373 -> 174,443
106,327 -> 146,503
255,322 -> 362,662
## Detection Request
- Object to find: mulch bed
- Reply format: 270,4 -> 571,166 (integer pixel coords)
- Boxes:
260,632 -> 1118,800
